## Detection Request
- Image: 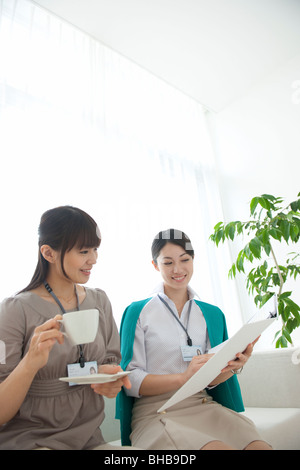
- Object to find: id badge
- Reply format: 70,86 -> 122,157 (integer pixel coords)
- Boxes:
181,345 -> 203,362
67,360 -> 98,386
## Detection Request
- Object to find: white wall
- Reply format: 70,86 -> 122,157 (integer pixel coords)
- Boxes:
207,54 -> 300,348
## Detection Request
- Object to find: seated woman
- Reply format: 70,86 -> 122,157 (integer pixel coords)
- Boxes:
117,229 -> 272,450
0,206 -> 130,449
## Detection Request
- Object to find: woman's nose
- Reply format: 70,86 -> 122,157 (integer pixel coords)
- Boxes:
172,263 -> 180,273
89,251 -> 98,265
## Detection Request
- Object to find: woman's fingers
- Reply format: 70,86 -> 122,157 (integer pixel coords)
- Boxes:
31,319 -> 64,348
91,364 -> 132,396
222,341 -> 257,373
122,374 -> 132,389
98,364 -> 121,374
26,316 -> 64,371
91,378 -> 124,398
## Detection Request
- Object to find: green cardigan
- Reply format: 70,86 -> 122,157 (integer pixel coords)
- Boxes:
116,297 -> 244,446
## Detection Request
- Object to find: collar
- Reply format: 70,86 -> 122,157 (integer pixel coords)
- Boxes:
151,282 -> 200,301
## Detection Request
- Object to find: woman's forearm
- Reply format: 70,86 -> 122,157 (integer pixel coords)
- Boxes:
139,372 -> 186,396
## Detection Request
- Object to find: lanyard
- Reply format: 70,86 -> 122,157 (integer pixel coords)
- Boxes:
43,281 -> 85,367
158,294 -> 193,346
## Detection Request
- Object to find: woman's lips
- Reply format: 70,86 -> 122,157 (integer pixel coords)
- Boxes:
80,269 -> 91,276
172,275 -> 186,282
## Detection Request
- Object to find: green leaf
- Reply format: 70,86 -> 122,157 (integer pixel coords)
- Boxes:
215,229 -> 224,246
291,200 -> 300,212
261,194 -> 276,201
249,237 -> 262,258
269,228 -> 282,241
264,242 -> 271,256
228,225 -> 235,240
275,335 -> 287,348
243,244 -> 253,262
282,327 -> 293,344
290,224 -> 299,241
224,222 -> 236,241
260,292 -> 274,307
259,229 -> 270,245
293,216 -> 300,228
291,308 -> 300,324
279,291 -> 292,300
260,261 -> 267,277
228,263 -> 236,279
258,196 -> 272,211
213,221 -> 223,231
282,306 -> 291,322
254,294 -> 262,306
236,250 -> 245,273
284,297 -> 300,310
280,220 -> 290,242
250,197 -> 259,215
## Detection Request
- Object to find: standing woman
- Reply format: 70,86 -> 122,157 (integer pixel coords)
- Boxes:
117,229 -> 272,450
0,206 -> 130,449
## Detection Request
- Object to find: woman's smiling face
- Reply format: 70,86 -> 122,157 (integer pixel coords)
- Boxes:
59,246 -> 98,284
153,242 -> 194,291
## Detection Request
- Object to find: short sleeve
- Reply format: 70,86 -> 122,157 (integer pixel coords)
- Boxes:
124,318 -> 149,397
0,297 -> 26,380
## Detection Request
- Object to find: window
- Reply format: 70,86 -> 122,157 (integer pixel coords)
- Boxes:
0,0 -> 240,329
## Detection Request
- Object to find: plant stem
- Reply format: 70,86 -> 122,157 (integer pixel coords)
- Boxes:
269,241 -> 284,296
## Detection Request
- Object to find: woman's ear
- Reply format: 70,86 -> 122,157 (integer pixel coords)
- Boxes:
152,260 -> 160,272
40,245 -> 57,264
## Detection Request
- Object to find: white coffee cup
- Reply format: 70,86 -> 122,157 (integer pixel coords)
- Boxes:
58,309 -> 99,345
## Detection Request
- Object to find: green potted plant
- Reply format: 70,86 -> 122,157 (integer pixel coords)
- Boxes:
210,193 -> 300,347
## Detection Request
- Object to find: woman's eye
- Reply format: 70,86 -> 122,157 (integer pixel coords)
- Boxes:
80,247 -> 98,255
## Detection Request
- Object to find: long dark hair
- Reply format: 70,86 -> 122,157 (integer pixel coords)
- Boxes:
19,206 -> 101,293
151,228 -> 194,263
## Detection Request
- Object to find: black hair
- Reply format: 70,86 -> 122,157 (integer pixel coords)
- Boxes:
19,206 -> 101,293
151,228 -> 194,263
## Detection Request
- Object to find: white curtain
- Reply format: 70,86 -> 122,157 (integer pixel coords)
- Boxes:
0,0 -> 241,331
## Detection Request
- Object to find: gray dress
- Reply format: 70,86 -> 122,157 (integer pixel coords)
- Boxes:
0,288 -> 121,450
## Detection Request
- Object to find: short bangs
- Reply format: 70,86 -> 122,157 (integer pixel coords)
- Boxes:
63,210 -> 101,252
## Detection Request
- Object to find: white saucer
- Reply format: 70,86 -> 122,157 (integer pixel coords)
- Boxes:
59,371 -> 130,384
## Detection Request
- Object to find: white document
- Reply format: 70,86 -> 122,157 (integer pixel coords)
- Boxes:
157,317 -> 275,413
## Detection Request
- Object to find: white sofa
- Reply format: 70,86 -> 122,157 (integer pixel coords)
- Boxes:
101,396 -> 122,446
101,347 -> 300,449
238,347 -> 300,450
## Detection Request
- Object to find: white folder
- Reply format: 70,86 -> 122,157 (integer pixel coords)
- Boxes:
157,317 -> 275,413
